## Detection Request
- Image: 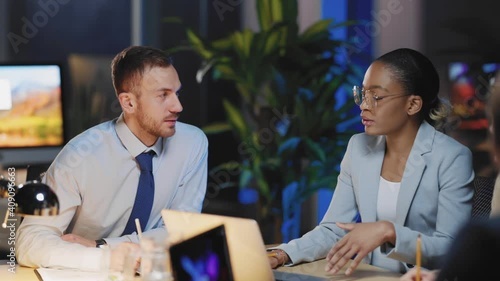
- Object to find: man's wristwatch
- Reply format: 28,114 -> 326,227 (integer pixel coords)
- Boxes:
95,238 -> 108,249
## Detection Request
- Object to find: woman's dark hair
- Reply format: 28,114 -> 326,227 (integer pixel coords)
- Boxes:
111,45 -> 173,97
375,48 -> 450,130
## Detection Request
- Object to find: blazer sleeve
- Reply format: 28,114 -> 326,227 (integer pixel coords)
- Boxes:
490,175 -> 500,218
277,135 -> 364,265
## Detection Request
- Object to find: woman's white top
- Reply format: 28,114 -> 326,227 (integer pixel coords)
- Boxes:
373,176 -> 402,272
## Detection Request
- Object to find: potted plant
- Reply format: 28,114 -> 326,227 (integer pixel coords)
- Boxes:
168,0 -> 361,243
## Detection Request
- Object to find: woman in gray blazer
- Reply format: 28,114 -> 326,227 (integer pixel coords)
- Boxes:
268,48 -> 474,275
401,63 -> 500,281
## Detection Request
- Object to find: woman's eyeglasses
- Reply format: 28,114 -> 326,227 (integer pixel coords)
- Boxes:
352,86 -> 410,108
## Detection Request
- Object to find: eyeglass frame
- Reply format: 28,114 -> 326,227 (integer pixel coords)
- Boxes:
352,85 -> 411,108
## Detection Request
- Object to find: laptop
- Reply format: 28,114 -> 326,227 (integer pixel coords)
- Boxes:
169,224 -> 234,281
161,210 -> 275,281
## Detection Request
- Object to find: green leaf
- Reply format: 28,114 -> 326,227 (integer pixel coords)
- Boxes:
186,29 -> 213,59
270,0 -> 283,23
201,122 -> 231,135
207,161 -> 240,189
211,36 -> 233,50
256,0 -> 271,31
263,28 -> 282,55
256,176 -> 271,203
235,84 -> 253,105
231,32 -> 246,59
242,29 -> 254,57
239,168 -> 253,189
300,19 -> 333,42
277,137 -> 301,155
165,0 -> 364,217
222,99 -> 249,139
252,164 -> 272,202
162,16 -> 183,24
186,29 -> 203,47
304,138 -> 326,162
214,64 -> 239,81
165,45 -> 194,55
329,19 -> 359,29
210,161 -> 240,172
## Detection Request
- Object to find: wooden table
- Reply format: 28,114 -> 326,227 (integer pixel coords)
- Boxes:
0,260 -> 402,281
274,259 -> 402,280
0,265 -> 143,281
0,265 -> 38,281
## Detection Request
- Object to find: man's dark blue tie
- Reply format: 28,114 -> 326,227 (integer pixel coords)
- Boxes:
122,151 -> 155,235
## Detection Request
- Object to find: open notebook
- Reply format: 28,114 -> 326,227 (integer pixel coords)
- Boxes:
35,268 -> 108,281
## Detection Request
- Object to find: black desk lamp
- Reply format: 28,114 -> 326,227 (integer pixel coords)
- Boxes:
0,176 -> 59,228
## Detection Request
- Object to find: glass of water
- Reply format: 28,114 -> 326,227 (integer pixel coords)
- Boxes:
140,236 -> 172,281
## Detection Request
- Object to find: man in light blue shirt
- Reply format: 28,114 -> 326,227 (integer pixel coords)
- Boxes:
16,46 -> 208,271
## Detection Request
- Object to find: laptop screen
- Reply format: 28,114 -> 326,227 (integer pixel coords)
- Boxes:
169,224 -> 234,281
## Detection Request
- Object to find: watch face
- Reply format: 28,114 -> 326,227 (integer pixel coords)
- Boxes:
96,239 -> 108,249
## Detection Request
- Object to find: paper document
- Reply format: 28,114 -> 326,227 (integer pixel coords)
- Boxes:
35,267 -> 111,281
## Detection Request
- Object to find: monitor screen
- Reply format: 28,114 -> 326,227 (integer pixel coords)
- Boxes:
0,64 -> 65,167
448,62 -> 500,130
169,224 -> 234,281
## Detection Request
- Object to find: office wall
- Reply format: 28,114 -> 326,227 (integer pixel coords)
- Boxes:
424,0 -> 500,64
242,0 -> 322,31
424,0 -> 500,99
374,0 -> 423,57
0,0 -> 7,61
424,0 -> 500,177
3,0 -> 132,144
5,0 -> 131,61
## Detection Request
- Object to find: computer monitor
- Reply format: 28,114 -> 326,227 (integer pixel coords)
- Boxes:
0,63 -> 65,168
448,62 -> 500,130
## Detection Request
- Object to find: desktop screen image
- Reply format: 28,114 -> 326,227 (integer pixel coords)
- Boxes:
0,64 -> 64,148
449,62 -> 500,130
169,224 -> 233,281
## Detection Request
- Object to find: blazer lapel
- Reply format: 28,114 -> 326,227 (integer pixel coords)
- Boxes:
395,122 -> 434,225
358,136 -> 385,223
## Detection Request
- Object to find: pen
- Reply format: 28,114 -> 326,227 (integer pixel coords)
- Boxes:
416,234 -> 421,281
135,218 -> 143,241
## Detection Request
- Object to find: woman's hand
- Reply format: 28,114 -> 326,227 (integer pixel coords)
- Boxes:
268,255 -> 281,269
325,221 -> 395,275
400,267 -> 439,281
267,249 -> 289,269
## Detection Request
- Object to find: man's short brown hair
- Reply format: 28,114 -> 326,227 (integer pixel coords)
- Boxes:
111,46 -> 173,97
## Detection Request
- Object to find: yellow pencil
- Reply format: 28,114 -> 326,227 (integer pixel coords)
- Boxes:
267,252 -> 279,258
416,234 -> 421,281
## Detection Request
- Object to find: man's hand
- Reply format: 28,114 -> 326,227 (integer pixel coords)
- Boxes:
109,242 -> 141,272
61,233 -> 96,247
324,221 -> 395,275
